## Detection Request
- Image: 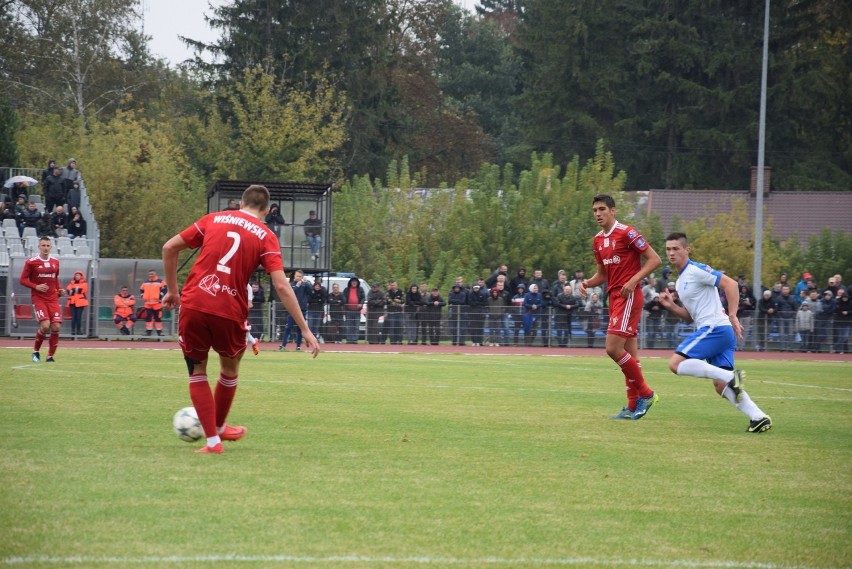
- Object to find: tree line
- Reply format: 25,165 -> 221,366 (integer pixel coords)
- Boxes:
0,0 -> 848,286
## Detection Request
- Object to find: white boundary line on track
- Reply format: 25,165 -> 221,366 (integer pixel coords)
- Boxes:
0,554 -> 831,568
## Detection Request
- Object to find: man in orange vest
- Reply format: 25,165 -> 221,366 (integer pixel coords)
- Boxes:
140,270 -> 168,336
65,271 -> 89,336
113,286 -> 137,335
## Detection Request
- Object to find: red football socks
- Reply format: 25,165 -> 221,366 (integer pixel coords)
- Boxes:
616,352 -> 653,404
188,375 -> 218,437
214,374 -> 238,429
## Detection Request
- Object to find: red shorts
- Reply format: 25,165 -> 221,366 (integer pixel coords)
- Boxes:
178,307 -> 247,361
606,288 -> 642,338
33,299 -> 62,324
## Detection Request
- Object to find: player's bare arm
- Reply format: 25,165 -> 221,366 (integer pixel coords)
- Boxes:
271,270 -> 320,359
658,289 -> 693,323
161,235 -> 188,310
719,274 -> 744,340
578,262 -> 606,299
621,246 -> 662,298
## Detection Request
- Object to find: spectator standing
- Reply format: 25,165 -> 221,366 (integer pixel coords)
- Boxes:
41,159 -> 57,185
554,285 -> 579,347
20,237 -> 65,362
366,281 -> 386,344
775,285 -> 798,351
306,278 -> 327,343
9,181 -> 29,203
343,276 -> 365,344
643,293 -> 665,349
404,283 -> 422,345
522,283 -> 543,346
304,210 -> 322,261
264,204 -> 286,237
800,289 -> 822,350
509,267 -> 530,294
65,271 -> 89,336
113,286 -> 137,335
487,282 -> 510,346
551,270 -> 569,298
510,284 -> 526,345
584,293 -> 604,348
60,158 -> 83,203
578,194 -> 662,420
794,271 -> 813,298
569,269 -> 586,297
384,280 -> 405,345
529,269 -> 549,294
423,287 -> 445,345
834,289 -> 850,354
825,276 -> 840,298
248,281 -> 266,342
43,165 -> 66,212
655,267 -> 672,293
755,290 -> 777,352
467,282 -> 488,346
140,269 -> 168,336
736,285 -> 756,350
279,271 -> 310,351
642,277 -> 658,304
484,264 -> 510,289
447,282 -> 468,346
326,283 -> 345,343
796,303 -> 814,352
815,291 -> 837,352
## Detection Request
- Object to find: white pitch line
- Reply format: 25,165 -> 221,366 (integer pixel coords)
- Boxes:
0,554 -> 831,568
760,380 -> 852,392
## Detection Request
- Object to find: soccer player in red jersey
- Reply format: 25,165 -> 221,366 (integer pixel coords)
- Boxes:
162,184 -> 320,454
578,194 -> 662,420
20,236 -> 65,363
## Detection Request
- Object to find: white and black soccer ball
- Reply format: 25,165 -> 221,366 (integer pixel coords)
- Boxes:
173,406 -> 203,442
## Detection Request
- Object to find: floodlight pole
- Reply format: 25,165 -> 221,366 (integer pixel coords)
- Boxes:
752,0 -> 770,297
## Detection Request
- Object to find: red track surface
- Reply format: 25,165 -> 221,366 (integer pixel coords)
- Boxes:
1,337 -> 849,361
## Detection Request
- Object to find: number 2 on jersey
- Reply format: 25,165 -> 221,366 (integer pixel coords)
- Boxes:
217,231 -> 240,274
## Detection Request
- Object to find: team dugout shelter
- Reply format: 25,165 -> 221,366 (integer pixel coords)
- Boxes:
207,180 -> 335,273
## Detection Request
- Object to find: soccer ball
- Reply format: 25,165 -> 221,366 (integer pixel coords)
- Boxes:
173,407 -> 203,442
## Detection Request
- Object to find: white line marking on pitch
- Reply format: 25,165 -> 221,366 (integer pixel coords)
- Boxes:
0,554 -> 829,568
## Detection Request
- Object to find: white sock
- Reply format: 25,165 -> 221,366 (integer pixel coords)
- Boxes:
246,332 -> 256,344
677,359 -> 734,382
721,387 -> 765,420
206,435 -> 221,447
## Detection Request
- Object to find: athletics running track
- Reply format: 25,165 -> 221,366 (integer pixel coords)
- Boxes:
1,337 -> 849,362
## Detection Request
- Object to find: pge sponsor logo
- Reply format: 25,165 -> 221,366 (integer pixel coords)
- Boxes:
199,274 -> 221,296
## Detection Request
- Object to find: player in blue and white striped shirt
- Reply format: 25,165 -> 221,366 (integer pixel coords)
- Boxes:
658,233 -> 772,433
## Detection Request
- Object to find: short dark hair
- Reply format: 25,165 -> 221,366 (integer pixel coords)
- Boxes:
592,194 -> 616,208
666,232 -> 689,243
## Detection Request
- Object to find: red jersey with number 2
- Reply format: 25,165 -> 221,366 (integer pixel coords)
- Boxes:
592,221 -> 649,297
178,210 -> 284,323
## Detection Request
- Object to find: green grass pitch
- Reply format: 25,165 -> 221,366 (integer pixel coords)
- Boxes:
1,348 -> 850,569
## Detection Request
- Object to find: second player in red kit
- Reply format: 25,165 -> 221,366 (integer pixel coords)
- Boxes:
579,194 -> 662,420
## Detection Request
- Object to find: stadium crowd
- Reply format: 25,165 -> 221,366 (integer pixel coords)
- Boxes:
256,267 -> 848,354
